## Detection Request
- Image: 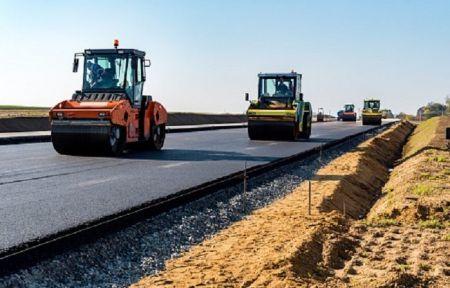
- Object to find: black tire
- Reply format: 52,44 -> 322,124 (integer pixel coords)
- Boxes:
148,124 -> 166,150
105,126 -> 125,155
298,114 -> 311,139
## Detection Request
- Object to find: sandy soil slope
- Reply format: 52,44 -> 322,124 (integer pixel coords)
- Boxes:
327,116 -> 449,288
131,122 -> 413,287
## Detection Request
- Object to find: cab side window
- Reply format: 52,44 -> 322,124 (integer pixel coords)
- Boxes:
137,58 -> 143,83
133,57 -> 144,106
125,57 -> 135,101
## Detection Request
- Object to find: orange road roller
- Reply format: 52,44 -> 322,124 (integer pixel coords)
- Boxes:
341,104 -> 357,121
49,40 -> 167,155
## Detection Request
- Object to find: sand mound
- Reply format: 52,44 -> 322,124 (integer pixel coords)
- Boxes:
130,122 -> 413,287
317,121 -> 414,219
322,117 -> 449,288
368,116 -> 450,224
403,116 -> 449,158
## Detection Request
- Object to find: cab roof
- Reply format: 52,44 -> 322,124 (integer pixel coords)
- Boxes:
258,72 -> 301,78
84,49 -> 146,57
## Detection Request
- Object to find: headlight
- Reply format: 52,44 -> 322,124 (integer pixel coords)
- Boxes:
98,112 -> 106,118
56,112 -> 64,119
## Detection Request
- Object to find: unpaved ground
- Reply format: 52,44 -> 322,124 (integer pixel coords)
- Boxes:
323,223 -> 449,287
131,122 -> 414,287
323,117 -> 449,287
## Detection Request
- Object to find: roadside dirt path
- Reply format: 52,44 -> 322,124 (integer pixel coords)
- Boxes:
324,224 -> 449,287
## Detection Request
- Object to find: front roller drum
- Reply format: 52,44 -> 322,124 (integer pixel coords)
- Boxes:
51,123 -> 125,155
362,115 -> 382,126
248,121 -> 296,140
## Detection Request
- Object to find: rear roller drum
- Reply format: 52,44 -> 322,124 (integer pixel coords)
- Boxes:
148,124 -> 166,150
106,126 -> 125,155
298,114 -> 311,139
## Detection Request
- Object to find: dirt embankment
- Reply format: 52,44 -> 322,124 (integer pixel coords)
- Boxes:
331,117 -> 449,288
130,122 -> 414,288
0,113 -> 246,133
368,117 -> 449,225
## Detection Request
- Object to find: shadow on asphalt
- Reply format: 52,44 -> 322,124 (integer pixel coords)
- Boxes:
124,149 -> 280,162
303,137 -> 336,143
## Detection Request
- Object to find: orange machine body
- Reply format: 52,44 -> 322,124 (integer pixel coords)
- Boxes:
50,46 -> 168,155
49,99 -> 167,143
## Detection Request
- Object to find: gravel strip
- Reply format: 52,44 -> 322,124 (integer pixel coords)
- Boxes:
0,130 -> 384,288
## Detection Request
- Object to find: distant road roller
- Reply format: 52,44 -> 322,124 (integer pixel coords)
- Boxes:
245,72 -> 312,140
342,104 -> 357,121
317,108 -> 325,122
362,99 -> 382,125
49,40 -> 167,155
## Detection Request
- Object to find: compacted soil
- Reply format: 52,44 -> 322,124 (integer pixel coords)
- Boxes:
131,121 -> 416,287
324,116 -> 449,288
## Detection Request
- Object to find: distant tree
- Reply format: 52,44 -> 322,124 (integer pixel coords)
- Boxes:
397,112 -> 414,121
422,102 -> 446,119
446,96 -> 450,114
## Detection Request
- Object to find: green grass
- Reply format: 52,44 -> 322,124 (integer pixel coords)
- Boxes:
418,218 -> 444,229
442,233 -> 450,241
403,117 -> 440,158
397,264 -> 411,272
431,155 -> 448,162
412,183 -> 434,196
419,263 -> 431,271
419,172 -> 443,180
365,217 -> 399,227
0,105 -> 49,110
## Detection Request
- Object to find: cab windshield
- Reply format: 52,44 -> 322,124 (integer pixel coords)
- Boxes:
344,104 -> 354,112
83,54 -> 132,90
364,101 -> 380,109
259,77 -> 295,98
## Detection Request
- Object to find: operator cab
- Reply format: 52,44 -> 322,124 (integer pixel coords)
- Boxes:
256,72 -> 303,109
72,43 -> 151,107
344,104 -> 355,113
258,73 -> 302,100
364,100 -> 380,110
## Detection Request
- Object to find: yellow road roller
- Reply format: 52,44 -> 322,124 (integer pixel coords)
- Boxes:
245,72 -> 312,140
362,99 -> 382,125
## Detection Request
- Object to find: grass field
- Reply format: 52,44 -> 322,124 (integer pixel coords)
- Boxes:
0,105 -> 49,118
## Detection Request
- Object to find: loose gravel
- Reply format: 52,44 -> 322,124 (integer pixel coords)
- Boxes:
0,130 -> 385,288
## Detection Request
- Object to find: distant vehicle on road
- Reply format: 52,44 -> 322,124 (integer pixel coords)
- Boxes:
317,108 -> 325,122
381,109 -> 394,119
362,99 -> 382,125
342,104 -> 357,121
245,72 -> 312,140
337,110 -> 344,121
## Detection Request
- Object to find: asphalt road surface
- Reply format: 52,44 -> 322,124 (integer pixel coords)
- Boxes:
0,121 -> 389,252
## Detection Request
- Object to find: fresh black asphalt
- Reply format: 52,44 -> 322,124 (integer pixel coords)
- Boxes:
0,121 -> 387,252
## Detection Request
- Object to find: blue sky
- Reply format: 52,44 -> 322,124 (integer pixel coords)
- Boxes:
1,0 -> 449,114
